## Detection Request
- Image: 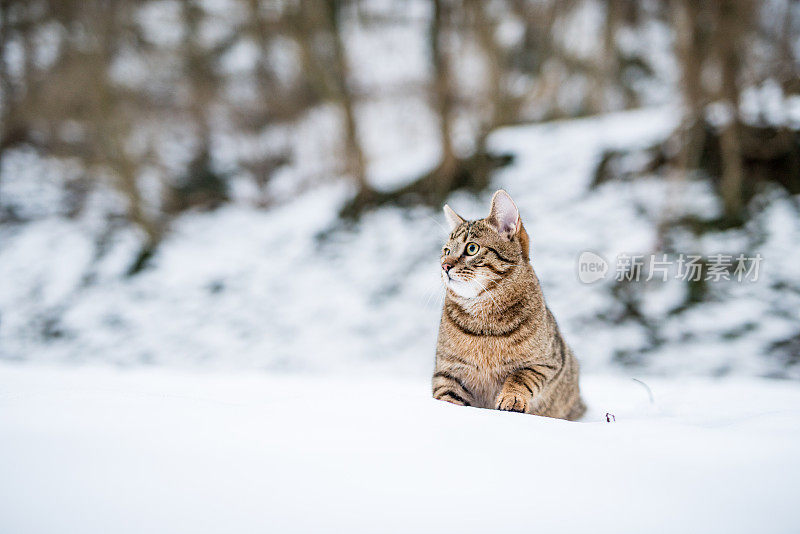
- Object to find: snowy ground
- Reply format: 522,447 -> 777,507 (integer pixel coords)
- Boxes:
1,363 -> 799,534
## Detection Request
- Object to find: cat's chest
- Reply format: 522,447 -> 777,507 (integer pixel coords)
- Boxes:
457,337 -> 521,407
445,320 -> 530,364
461,336 -> 511,368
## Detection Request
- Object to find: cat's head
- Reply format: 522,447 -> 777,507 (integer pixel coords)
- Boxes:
440,189 -> 530,299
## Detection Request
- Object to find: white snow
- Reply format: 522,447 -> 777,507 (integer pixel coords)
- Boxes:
1,363 -> 798,533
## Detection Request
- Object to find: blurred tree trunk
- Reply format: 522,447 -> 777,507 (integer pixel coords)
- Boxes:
182,0 -> 213,154
469,0 -> 513,148
89,0 -> 163,272
325,0 -> 370,195
777,1 -> 800,94
0,0 -> 32,167
430,0 -> 457,194
0,0 -> 15,175
591,0 -> 620,114
247,0 -> 276,89
714,0 -> 753,220
287,0 -> 371,197
167,0 -> 228,213
672,0 -> 706,176
511,1 -> 578,120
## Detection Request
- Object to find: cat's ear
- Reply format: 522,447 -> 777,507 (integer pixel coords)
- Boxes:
443,204 -> 465,231
487,189 -> 520,241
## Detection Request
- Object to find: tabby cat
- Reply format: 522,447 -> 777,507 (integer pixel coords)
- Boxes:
432,189 -> 586,420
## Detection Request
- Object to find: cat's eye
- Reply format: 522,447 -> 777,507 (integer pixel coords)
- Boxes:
465,242 -> 479,255
443,247 -> 450,256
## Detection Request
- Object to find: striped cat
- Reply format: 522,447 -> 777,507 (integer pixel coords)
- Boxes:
432,189 -> 586,420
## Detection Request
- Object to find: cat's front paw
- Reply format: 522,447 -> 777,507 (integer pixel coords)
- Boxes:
434,390 -> 470,406
495,389 -> 529,413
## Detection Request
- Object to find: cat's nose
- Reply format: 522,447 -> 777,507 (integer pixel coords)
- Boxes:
442,262 -> 453,273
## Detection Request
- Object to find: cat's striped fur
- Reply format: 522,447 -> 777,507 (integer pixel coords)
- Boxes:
433,190 -> 586,420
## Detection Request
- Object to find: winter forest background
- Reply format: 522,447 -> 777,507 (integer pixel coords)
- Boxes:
1,0 -> 799,378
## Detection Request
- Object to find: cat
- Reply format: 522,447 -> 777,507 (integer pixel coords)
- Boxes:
432,189 -> 586,420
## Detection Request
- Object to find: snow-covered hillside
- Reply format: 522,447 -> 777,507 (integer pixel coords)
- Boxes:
2,107 -> 798,377
1,363 -> 799,534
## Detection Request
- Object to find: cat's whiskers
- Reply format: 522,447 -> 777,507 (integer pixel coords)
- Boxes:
422,286 -> 436,308
426,291 -> 445,310
427,214 -> 451,235
421,277 -> 445,309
